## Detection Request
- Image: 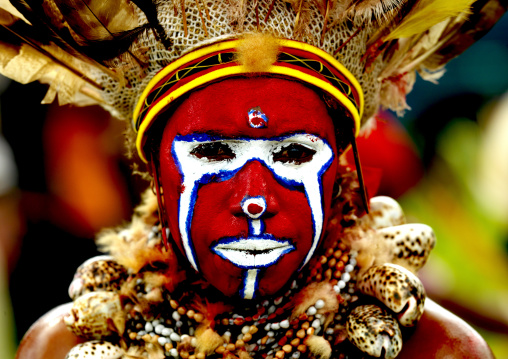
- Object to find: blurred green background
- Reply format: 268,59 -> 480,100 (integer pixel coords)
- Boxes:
395,14 -> 508,359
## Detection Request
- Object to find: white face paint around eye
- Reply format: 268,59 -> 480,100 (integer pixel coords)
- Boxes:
171,133 -> 334,273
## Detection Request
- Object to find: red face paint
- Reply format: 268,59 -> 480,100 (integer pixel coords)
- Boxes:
247,203 -> 263,215
159,77 -> 339,297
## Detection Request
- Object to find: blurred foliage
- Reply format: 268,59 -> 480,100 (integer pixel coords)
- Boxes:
398,12 -> 508,359
400,118 -> 508,357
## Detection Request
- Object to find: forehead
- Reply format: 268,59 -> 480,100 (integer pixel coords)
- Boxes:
163,77 -> 337,141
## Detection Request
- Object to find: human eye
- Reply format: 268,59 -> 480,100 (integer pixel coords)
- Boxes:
190,142 -> 236,161
272,143 -> 316,165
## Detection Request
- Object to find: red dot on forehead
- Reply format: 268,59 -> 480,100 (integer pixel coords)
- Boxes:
248,106 -> 268,129
249,115 -> 267,128
247,203 -> 264,215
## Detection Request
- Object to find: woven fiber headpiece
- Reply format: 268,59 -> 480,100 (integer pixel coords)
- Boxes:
133,37 -> 364,162
0,0 -> 506,158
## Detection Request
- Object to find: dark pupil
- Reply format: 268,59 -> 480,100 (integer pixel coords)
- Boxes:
273,144 -> 316,164
191,142 -> 235,161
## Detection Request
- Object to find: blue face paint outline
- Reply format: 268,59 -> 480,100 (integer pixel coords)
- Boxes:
171,132 -> 335,277
248,219 -> 265,236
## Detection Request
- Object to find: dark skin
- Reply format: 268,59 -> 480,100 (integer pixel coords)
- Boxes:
16,299 -> 494,359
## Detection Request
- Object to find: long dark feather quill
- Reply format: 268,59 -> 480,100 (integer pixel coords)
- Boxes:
130,0 -> 172,49
79,25 -> 149,63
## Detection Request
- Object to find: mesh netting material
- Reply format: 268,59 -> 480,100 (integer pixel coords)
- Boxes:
95,0 -> 389,127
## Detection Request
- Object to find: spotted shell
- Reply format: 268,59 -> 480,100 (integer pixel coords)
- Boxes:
357,263 -> 425,326
346,304 -> 402,359
358,196 -> 406,230
378,223 -> 436,272
69,255 -> 128,300
65,291 -> 125,339
65,340 -> 124,359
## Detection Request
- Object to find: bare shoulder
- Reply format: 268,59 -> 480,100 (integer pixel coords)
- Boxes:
399,299 -> 494,358
16,303 -> 83,359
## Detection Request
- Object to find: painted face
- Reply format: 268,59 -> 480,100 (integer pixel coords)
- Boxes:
159,77 -> 339,298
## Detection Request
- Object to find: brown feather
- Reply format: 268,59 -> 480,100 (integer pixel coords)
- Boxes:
422,0 -> 508,70
194,0 -> 208,36
352,0 -> 407,23
292,0 -> 312,40
189,297 -> 234,325
0,3 -> 25,25
131,0 -> 172,48
55,0 -> 139,38
264,0 -> 277,22
228,0 -> 248,31
0,19 -> 105,89
6,0 -> 129,75
291,282 -> 339,320
49,0 -> 149,65
181,0 -> 188,37
380,0 -> 507,85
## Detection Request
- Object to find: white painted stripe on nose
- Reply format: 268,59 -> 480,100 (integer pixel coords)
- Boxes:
250,220 -> 262,236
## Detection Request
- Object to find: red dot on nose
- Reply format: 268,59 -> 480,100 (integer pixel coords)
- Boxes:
247,203 -> 264,215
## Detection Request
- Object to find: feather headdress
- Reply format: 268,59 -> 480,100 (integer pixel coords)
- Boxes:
0,0 -> 506,156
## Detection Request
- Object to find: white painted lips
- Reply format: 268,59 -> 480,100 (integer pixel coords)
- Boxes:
212,238 -> 295,268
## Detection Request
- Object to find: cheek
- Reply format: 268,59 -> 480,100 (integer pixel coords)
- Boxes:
264,190 -> 313,244
191,181 -> 249,248
321,159 -> 338,222
159,148 -> 186,253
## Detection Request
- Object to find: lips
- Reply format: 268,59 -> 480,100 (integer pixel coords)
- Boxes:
212,237 -> 295,268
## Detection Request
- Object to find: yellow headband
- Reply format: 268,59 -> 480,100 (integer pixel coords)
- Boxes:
133,38 -> 364,163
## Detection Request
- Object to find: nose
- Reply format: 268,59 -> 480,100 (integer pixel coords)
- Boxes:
242,197 -> 266,219
229,161 -> 279,217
